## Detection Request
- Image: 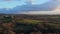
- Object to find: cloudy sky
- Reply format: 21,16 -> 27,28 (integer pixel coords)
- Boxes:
0,0 -> 50,8
21,0 -> 60,15
0,0 -> 60,14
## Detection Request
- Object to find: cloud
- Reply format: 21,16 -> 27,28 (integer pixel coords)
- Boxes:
20,6 -> 60,15
0,0 -> 60,14
19,0 -> 60,15
20,5 -> 60,15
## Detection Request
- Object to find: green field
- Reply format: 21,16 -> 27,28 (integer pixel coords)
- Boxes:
16,19 -> 43,24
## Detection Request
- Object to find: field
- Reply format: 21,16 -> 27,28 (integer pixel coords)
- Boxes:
0,14 -> 60,34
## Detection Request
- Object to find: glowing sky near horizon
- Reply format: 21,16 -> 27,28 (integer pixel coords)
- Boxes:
0,0 -> 50,8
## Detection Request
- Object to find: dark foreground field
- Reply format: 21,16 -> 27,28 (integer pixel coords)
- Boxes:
0,14 -> 60,34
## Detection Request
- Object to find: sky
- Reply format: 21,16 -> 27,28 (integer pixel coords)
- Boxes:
0,0 -> 50,8
19,0 -> 60,14
0,0 -> 60,14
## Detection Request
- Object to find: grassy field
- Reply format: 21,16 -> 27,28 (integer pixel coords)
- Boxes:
16,19 -> 44,24
1,15 -> 60,29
